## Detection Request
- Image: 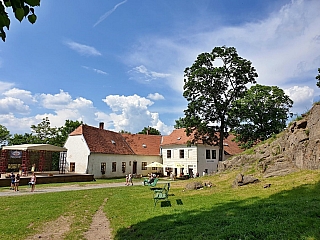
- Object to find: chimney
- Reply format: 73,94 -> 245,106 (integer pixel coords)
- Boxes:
99,122 -> 104,130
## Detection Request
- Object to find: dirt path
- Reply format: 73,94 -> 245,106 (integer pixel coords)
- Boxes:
84,198 -> 112,240
0,182 -> 130,240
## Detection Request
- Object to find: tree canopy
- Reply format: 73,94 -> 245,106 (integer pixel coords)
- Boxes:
9,118 -> 82,147
182,46 -> 258,160
0,0 -> 40,42
0,124 -> 11,145
229,84 -> 293,149
138,126 -> 161,135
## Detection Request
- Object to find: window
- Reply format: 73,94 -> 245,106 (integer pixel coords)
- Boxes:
122,162 -> 126,173
212,150 -> 217,159
206,150 -> 210,159
167,150 -> 171,158
179,149 -> 184,158
101,162 -> 106,174
70,162 -> 75,172
112,162 -> 116,172
152,167 -> 157,171
142,162 -> 147,170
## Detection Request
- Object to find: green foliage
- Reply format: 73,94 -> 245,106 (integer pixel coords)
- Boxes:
0,0 -> 40,41
230,84 -> 293,149
182,46 -> 258,160
174,117 -> 187,129
0,124 -> 10,145
316,68 -> 320,88
119,129 -> 131,134
138,126 -> 161,135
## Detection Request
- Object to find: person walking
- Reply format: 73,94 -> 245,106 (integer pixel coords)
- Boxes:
14,173 -> 20,192
29,172 -> 36,192
128,173 -> 133,186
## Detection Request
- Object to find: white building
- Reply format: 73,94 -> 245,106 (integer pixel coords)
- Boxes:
64,123 -> 162,178
64,124 -> 242,178
161,128 -> 243,177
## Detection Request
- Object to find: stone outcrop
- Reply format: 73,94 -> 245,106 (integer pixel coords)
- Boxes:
218,104 -> 320,178
232,173 -> 259,187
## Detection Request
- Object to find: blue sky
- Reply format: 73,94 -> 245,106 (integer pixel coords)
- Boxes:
1,0 -> 320,135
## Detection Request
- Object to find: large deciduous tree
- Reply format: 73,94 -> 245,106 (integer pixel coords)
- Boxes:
183,46 -> 258,161
230,84 -> 293,149
0,0 -> 40,42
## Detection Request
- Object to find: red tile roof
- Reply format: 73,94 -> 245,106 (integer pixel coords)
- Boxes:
122,134 -> 162,156
161,128 -> 243,155
70,125 -> 134,155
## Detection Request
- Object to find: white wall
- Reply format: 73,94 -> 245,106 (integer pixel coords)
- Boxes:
88,153 -> 161,178
64,135 -> 90,173
162,144 -> 221,176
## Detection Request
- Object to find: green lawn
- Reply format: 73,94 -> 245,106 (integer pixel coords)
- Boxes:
1,170 -> 320,239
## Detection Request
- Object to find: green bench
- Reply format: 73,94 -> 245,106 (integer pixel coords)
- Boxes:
153,183 -> 170,207
143,177 -> 159,186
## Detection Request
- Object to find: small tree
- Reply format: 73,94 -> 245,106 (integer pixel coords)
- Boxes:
0,0 -> 41,41
229,84 -> 293,148
316,68 -> 320,88
183,46 -> 258,161
138,126 -> 161,135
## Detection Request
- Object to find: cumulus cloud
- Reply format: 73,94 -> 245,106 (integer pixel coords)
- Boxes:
3,88 -> 36,104
65,41 -> 102,56
147,93 -> 165,100
0,97 -> 30,114
98,94 -> 171,134
284,85 -> 314,113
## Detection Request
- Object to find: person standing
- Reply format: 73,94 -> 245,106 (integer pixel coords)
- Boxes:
29,172 -> 36,192
10,172 -> 15,190
14,173 -> 20,192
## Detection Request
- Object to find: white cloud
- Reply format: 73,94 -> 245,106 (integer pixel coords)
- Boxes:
0,97 -> 30,114
125,0 -> 320,113
98,94 -> 171,134
147,93 -> 165,101
129,65 -> 171,83
65,41 -> 102,56
82,66 -> 108,75
284,85 -> 314,113
3,88 -> 36,104
93,0 -> 127,27
0,81 -> 15,93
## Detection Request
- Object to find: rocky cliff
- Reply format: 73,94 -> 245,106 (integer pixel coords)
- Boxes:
218,104 -> 320,177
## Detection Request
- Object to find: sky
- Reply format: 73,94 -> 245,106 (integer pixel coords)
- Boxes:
1,0 -> 320,136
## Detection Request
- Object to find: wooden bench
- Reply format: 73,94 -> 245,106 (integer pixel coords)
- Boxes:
143,177 -> 159,186
153,183 -> 170,207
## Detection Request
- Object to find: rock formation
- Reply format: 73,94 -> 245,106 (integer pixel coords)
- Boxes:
218,104 -> 320,178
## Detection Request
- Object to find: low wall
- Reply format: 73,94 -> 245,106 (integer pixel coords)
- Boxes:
0,173 -> 94,187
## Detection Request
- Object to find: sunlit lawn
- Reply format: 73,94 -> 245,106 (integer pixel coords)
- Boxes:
0,170 -> 320,239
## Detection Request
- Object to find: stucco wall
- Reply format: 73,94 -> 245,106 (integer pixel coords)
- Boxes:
162,144 -> 220,176
88,153 -> 162,178
64,135 -> 90,173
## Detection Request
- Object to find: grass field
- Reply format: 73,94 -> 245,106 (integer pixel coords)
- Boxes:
1,170 -> 320,239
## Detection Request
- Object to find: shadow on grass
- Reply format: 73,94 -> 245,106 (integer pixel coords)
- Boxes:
115,182 -> 320,239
